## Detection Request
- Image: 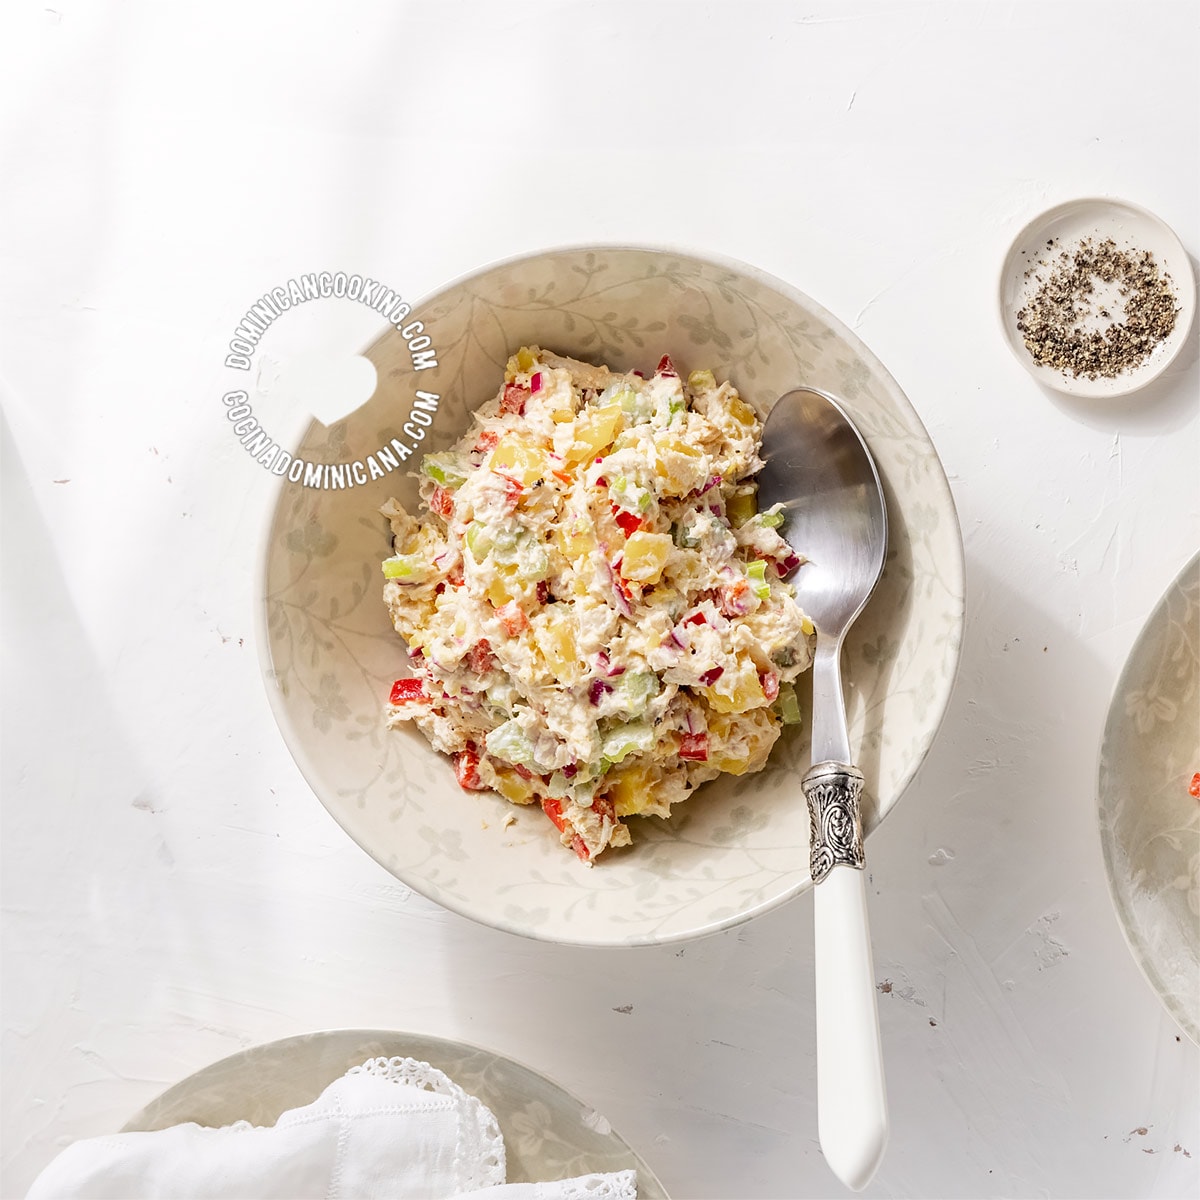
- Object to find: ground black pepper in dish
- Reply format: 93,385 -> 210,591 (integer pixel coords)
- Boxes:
1015,236 -> 1180,380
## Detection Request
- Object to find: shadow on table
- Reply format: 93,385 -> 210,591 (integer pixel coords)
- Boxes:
434,544 -> 1141,1199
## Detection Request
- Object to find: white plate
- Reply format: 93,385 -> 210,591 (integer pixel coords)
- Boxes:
122,1029 -> 669,1194
1098,553 -> 1200,1043
998,197 -> 1195,398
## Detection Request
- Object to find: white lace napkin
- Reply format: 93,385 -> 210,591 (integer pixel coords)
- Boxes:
26,1056 -> 637,1200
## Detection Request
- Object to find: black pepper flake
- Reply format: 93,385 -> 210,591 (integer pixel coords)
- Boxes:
1015,237 -> 1180,380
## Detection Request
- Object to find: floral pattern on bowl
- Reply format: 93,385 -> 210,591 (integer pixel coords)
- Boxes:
123,1030 -> 667,1193
256,245 -> 965,946
1099,552 -> 1200,1043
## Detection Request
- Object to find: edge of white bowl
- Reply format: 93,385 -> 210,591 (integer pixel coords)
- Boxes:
996,196 -> 1197,399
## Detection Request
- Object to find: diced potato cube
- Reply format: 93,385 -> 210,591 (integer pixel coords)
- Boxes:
621,531 -> 672,583
554,515 -> 596,564
653,434 -> 707,496
706,707 -> 779,774
607,762 -> 658,817
533,608 -> 579,682
486,568 -> 521,609
710,751 -> 753,776
727,396 -> 758,427
564,404 -> 623,465
489,438 -> 547,486
493,770 -> 538,805
703,656 -> 768,714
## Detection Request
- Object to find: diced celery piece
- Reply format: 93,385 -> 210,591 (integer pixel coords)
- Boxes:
489,526 -> 547,580
422,452 -> 466,488
755,505 -> 786,528
619,389 -> 652,424
746,559 -> 771,599
610,476 -> 652,514
465,522 -> 492,560
600,721 -> 655,765
613,671 -> 660,717
382,554 -> 429,581
518,539 -> 549,581
776,681 -> 803,725
486,719 -> 536,767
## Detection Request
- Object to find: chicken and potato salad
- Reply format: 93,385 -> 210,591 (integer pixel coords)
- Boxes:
381,347 -> 815,863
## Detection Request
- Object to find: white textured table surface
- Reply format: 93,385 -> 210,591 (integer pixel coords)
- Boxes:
3,2 -> 1198,1197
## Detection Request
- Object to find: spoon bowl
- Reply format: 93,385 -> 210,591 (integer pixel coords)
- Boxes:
759,387 -> 890,1191
759,388 -> 887,638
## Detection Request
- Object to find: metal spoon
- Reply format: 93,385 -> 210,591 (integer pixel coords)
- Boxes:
758,387 -> 889,1191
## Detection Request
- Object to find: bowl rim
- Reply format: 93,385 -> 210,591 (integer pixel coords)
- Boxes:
995,195 -> 1197,399
120,1027 -> 670,1194
252,241 -> 967,946
1096,549 -> 1200,1044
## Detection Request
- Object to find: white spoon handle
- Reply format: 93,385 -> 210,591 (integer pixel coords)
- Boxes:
814,862 -> 889,1191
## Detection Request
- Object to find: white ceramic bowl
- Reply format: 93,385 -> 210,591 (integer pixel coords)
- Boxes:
257,245 -> 964,946
998,197 -> 1196,399
1099,552 -> 1200,1043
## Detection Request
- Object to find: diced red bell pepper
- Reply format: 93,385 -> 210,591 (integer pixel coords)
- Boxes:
760,671 -> 780,702
699,666 -> 724,687
1190,772 -> 1200,799
446,562 -> 465,588
541,794 -> 567,832
611,505 -> 644,537
474,429 -> 500,452
543,800 -> 592,860
679,732 -> 709,761
493,472 -> 524,512
719,577 -> 753,617
683,611 -> 707,627
466,639 -> 495,674
389,677 -> 425,704
430,485 -> 454,518
501,382 -> 530,415
454,745 -> 484,790
656,354 -> 678,377
592,794 -> 616,823
536,580 -> 550,604
496,601 -> 529,635
512,762 -> 534,781
610,565 -> 635,608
